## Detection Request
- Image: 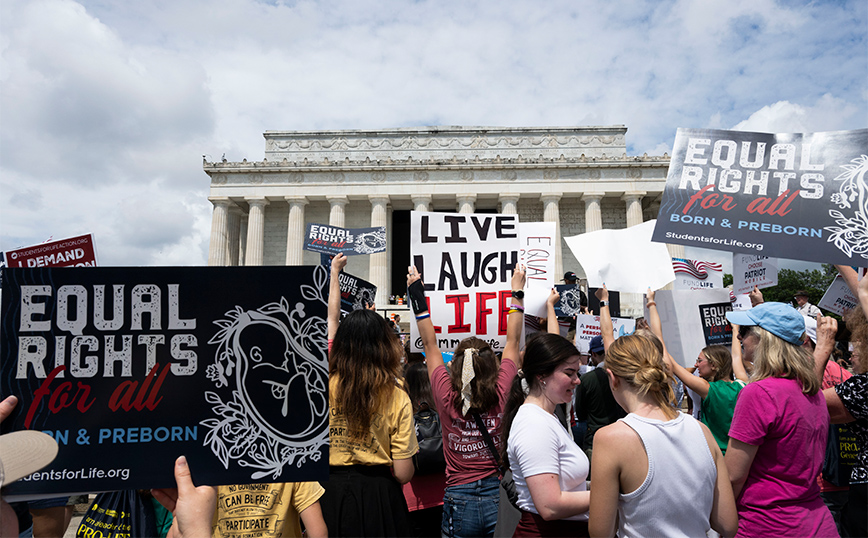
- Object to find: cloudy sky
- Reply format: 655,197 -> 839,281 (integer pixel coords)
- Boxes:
1,0 -> 866,268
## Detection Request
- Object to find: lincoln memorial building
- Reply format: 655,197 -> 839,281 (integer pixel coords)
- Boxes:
204,125 -> 680,316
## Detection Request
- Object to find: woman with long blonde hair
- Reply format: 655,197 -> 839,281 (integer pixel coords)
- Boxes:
588,334 -> 737,537
724,302 -> 837,537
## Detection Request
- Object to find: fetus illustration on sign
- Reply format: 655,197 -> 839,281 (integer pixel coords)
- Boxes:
354,229 -> 386,254
202,266 -> 329,480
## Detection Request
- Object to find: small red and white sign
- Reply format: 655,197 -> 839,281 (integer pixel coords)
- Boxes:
4,234 -> 98,268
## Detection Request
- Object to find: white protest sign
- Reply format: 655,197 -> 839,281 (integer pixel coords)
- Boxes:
672,258 -> 723,290
565,220 -> 674,293
653,289 -> 733,368
732,293 -> 752,311
519,222 -> 557,317
732,254 -> 778,294
410,211 -> 520,352
819,275 -> 859,315
574,314 -> 636,353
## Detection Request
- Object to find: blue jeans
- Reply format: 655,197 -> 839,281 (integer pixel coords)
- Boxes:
441,474 -> 500,538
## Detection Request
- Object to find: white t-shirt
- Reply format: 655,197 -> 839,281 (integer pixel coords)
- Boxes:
507,403 -> 589,521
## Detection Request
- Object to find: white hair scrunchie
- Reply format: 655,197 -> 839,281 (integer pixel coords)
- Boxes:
460,348 -> 477,415
517,368 -> 530,396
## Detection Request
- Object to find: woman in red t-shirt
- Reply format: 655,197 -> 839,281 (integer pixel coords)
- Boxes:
407,264 -> 524,538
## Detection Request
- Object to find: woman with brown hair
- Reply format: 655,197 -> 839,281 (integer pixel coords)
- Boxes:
588,333 -> 737,538
407,264 -> 524,538
321,254 -> 419,537
501,332 -> 589,536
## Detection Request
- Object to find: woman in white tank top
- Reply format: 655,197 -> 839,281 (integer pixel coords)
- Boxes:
587,333 -> 738,538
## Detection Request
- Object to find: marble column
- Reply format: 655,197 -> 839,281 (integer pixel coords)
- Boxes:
499,194 -> 520,215
245,197 -> 269,266
328,195 -> 349,227
207,198 -> 230,266
227,207 -> 241,266
411,194 -> 432,212
541,193 -> 564,280
238,216 -> 248,266
285,196 -> 308,266
582,193 -> 604,233
369,195 -> 390,305
623,191 -> 646,227
456,194 -> 476,214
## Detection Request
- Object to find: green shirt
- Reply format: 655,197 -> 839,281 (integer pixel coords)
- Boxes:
701,379 -> 745,454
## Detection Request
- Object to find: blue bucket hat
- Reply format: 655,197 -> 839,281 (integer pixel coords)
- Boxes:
725,302 -> 806,345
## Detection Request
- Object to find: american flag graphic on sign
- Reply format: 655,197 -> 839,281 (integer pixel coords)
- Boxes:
671,258 -> 723,280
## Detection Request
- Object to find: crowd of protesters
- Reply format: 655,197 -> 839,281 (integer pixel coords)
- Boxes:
2,255 -> 866,538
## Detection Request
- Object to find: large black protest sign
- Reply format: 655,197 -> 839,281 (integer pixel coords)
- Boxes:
304,223 -> 387,256
1,266 -> 329,497
652,128 -> 868,265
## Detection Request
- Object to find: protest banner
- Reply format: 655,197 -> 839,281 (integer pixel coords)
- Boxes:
653,289 -> 733,367
0,266 -> 329,497
553,284 -> 585,317
587,288 -> 621,318
732,293 -> 752,311
304,223 -> 386,256
336,270 -> 377,314
574,315 -> 635,353
819,274 -> 859,315
732,254 -> 778,294
652,128 -> 868,265
4,234 -> 98,268
409,211 -> 520,352
519,221 -> 557,317
672,258 -> 723,290
565,220 -> 674,293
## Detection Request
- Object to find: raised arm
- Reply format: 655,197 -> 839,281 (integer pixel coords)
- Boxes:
327,254 -> 348,341
730,324 -> 749,384
407,265 -> 444,378
812,314 -> 838,382
595,285 -> 614,351
646,288 -> 710,398
835,264 -> 860,296
504,265 -> 526,367
546,288 -> 560,335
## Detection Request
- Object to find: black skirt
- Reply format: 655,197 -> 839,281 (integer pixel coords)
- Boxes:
319,464 -> 412,537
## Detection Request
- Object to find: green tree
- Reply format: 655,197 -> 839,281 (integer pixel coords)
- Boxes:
758,264 -> 837,307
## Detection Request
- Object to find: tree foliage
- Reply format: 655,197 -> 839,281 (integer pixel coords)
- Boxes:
757,264 -> 837,306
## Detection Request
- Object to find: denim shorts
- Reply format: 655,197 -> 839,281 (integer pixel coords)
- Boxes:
441,474 -> 500,538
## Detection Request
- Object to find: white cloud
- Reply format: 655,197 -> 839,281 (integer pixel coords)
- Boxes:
1,0 -> 865,267
732,94 -> 863,134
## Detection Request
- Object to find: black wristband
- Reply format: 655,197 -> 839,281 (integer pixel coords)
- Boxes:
408,280 -> 428,315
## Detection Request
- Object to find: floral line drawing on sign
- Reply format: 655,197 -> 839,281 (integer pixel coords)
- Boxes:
826,155 -> 868,259
202,266 -> 329,480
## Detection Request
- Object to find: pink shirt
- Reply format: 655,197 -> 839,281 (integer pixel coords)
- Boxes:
431,359 -> 517,487
728,377 -> 837,538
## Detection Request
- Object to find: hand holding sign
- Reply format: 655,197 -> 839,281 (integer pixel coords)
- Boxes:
748,286 -> 764,307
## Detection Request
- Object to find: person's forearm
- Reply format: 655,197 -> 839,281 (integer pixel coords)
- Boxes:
505,297 -> 524,364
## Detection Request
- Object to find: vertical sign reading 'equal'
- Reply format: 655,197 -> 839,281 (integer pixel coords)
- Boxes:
410,211 -> 520,352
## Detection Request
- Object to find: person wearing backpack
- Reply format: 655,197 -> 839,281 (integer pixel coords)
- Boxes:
407,264 -> 524,538
402,361 -> 448,537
